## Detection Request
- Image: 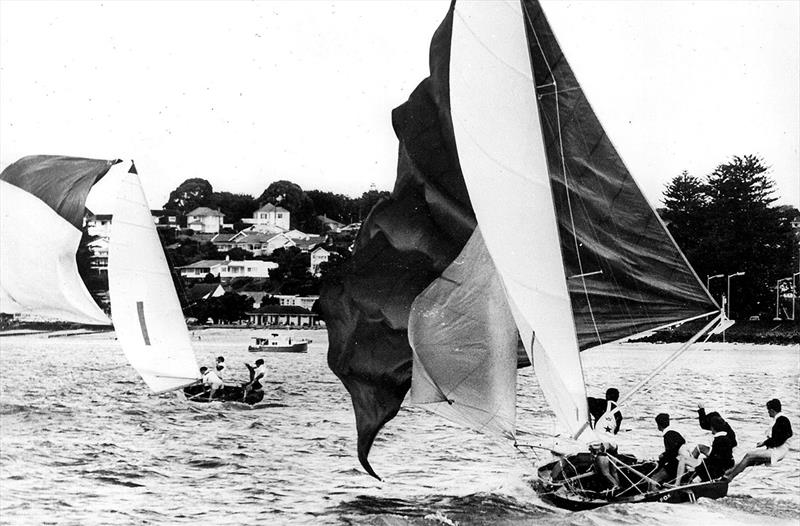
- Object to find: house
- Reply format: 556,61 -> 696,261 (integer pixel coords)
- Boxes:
246,305 -> 319,327
310,247 -> 330,275
151,209 -> 182,230
85,213 -> 113,238
184,283 -> 226,305
316,215 -> 345,233
220,259 -> 277,279
270,294 -> 318,311
88,237 -> 109,274
186,207 -> 224,233
175,257 -> 277,280
245,203 -> 290,230
176,260 -> 228,280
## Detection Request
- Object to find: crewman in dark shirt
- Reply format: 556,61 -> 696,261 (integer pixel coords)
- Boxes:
726,398 -> 793,481
697,403 -> 737,448
587,388 -> 622,435
651,413 -> 686,487
694,415 -> 734,481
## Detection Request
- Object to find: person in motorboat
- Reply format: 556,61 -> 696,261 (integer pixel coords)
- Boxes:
725,398 -> 793,481
587,388 -> 622,435
697,402 -> 737,448
691,415 -> 734,482
199,366 -> 224,401
243,358 -> 267,401
650,413 -> 687,489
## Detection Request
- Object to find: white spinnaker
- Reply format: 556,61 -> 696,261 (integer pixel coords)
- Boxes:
0,179 -> 109,325
449,1 -> 588,437
409,229 -> 518,440
108,170 -> 199,393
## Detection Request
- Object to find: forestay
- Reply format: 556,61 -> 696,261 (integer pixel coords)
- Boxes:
108,165 -> 199,393
409,229 -> 518,440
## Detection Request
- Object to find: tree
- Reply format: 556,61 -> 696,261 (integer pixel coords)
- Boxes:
661,171 -> 709,270
662,155 -> 793,319
357,188 -> 391,220
192,292 -> 253,324
209,192 -> 258,223
257,180 -> 315,230
163,178 -> 214,213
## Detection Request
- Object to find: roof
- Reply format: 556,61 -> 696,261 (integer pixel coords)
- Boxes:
187,207 -> 224,217
175,259 -> 227,269
295,236 -> 326,250
248,305 -> 316,315
185,283 -> 225,303
317,215 -> 345,228
256,203 -> 289,214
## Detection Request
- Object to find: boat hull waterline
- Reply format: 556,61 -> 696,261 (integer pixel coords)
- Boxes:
248,341 -> 308,353
182,384 -> 265,405
536,457 -> 728,511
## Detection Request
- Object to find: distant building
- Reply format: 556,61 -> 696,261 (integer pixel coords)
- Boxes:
186,207 -> 224,233
184,283 -> 226,305
246,305 -> 319,327
176,257 -> 277,280
85,213 -> 113,238
310,247 -> 330,275
316,215 -> 345,233
151,209 -> 182,230
270,294 -> 318,311
88,237 -> 109,274
245,203 -> 290,230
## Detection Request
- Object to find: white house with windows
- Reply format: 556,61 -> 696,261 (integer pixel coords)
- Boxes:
310,247 -> 330,275
186,207 -> 224,233
176,257 -> 277,280
248,203 -> 290,230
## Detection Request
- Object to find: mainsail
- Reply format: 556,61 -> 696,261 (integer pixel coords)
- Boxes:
0,155 -> 119,325
325,0 -> 720,475
108,164 -> 199,393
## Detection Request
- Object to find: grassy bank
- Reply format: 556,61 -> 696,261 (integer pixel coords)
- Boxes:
630,319 -> 799,346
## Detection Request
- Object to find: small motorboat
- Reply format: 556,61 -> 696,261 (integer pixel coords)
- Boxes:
248,332 -> 310,353
535,453 -> 728,511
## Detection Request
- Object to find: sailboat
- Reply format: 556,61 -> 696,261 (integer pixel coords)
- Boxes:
108,163 -> 264,405
321,0 -> 732,509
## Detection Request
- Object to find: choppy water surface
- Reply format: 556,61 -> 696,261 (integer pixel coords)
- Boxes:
1,329 -> 798,525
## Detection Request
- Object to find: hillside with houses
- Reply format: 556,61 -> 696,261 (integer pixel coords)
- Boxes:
78,179 -> 380,328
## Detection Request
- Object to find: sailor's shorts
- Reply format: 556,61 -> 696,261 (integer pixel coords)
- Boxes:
769,443 -> 790,465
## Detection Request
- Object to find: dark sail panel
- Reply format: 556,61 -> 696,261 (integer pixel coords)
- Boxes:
320,5 -> 476,479
521,0 -> 718,350
1,155 -> 120,229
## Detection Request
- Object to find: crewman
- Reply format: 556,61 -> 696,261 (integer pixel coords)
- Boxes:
725,398 -> 793,481
215,356 -> 226,378
243,359 -> 267,401
200,366 -> 224,401
651,413 -> 686,488
588,388 -> 622,435
693,415 -> 734,481
697,402 -> 737,448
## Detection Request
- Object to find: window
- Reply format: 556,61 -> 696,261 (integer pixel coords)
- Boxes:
277,214 -> 283,219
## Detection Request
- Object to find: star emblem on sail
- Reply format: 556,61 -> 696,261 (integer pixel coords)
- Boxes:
0,155 -> 120,325
323,0 -> 720,479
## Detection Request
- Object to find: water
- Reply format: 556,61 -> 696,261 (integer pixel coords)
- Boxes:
0,329 -> 798,525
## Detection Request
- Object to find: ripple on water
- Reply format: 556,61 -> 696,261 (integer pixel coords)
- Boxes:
0,332 -> 798,525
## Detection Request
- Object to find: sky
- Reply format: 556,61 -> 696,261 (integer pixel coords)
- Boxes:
1,0 -> 798,214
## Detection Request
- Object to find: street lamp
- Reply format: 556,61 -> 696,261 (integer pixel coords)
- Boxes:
726,272 -> 745,319
774,277 -> 792,320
